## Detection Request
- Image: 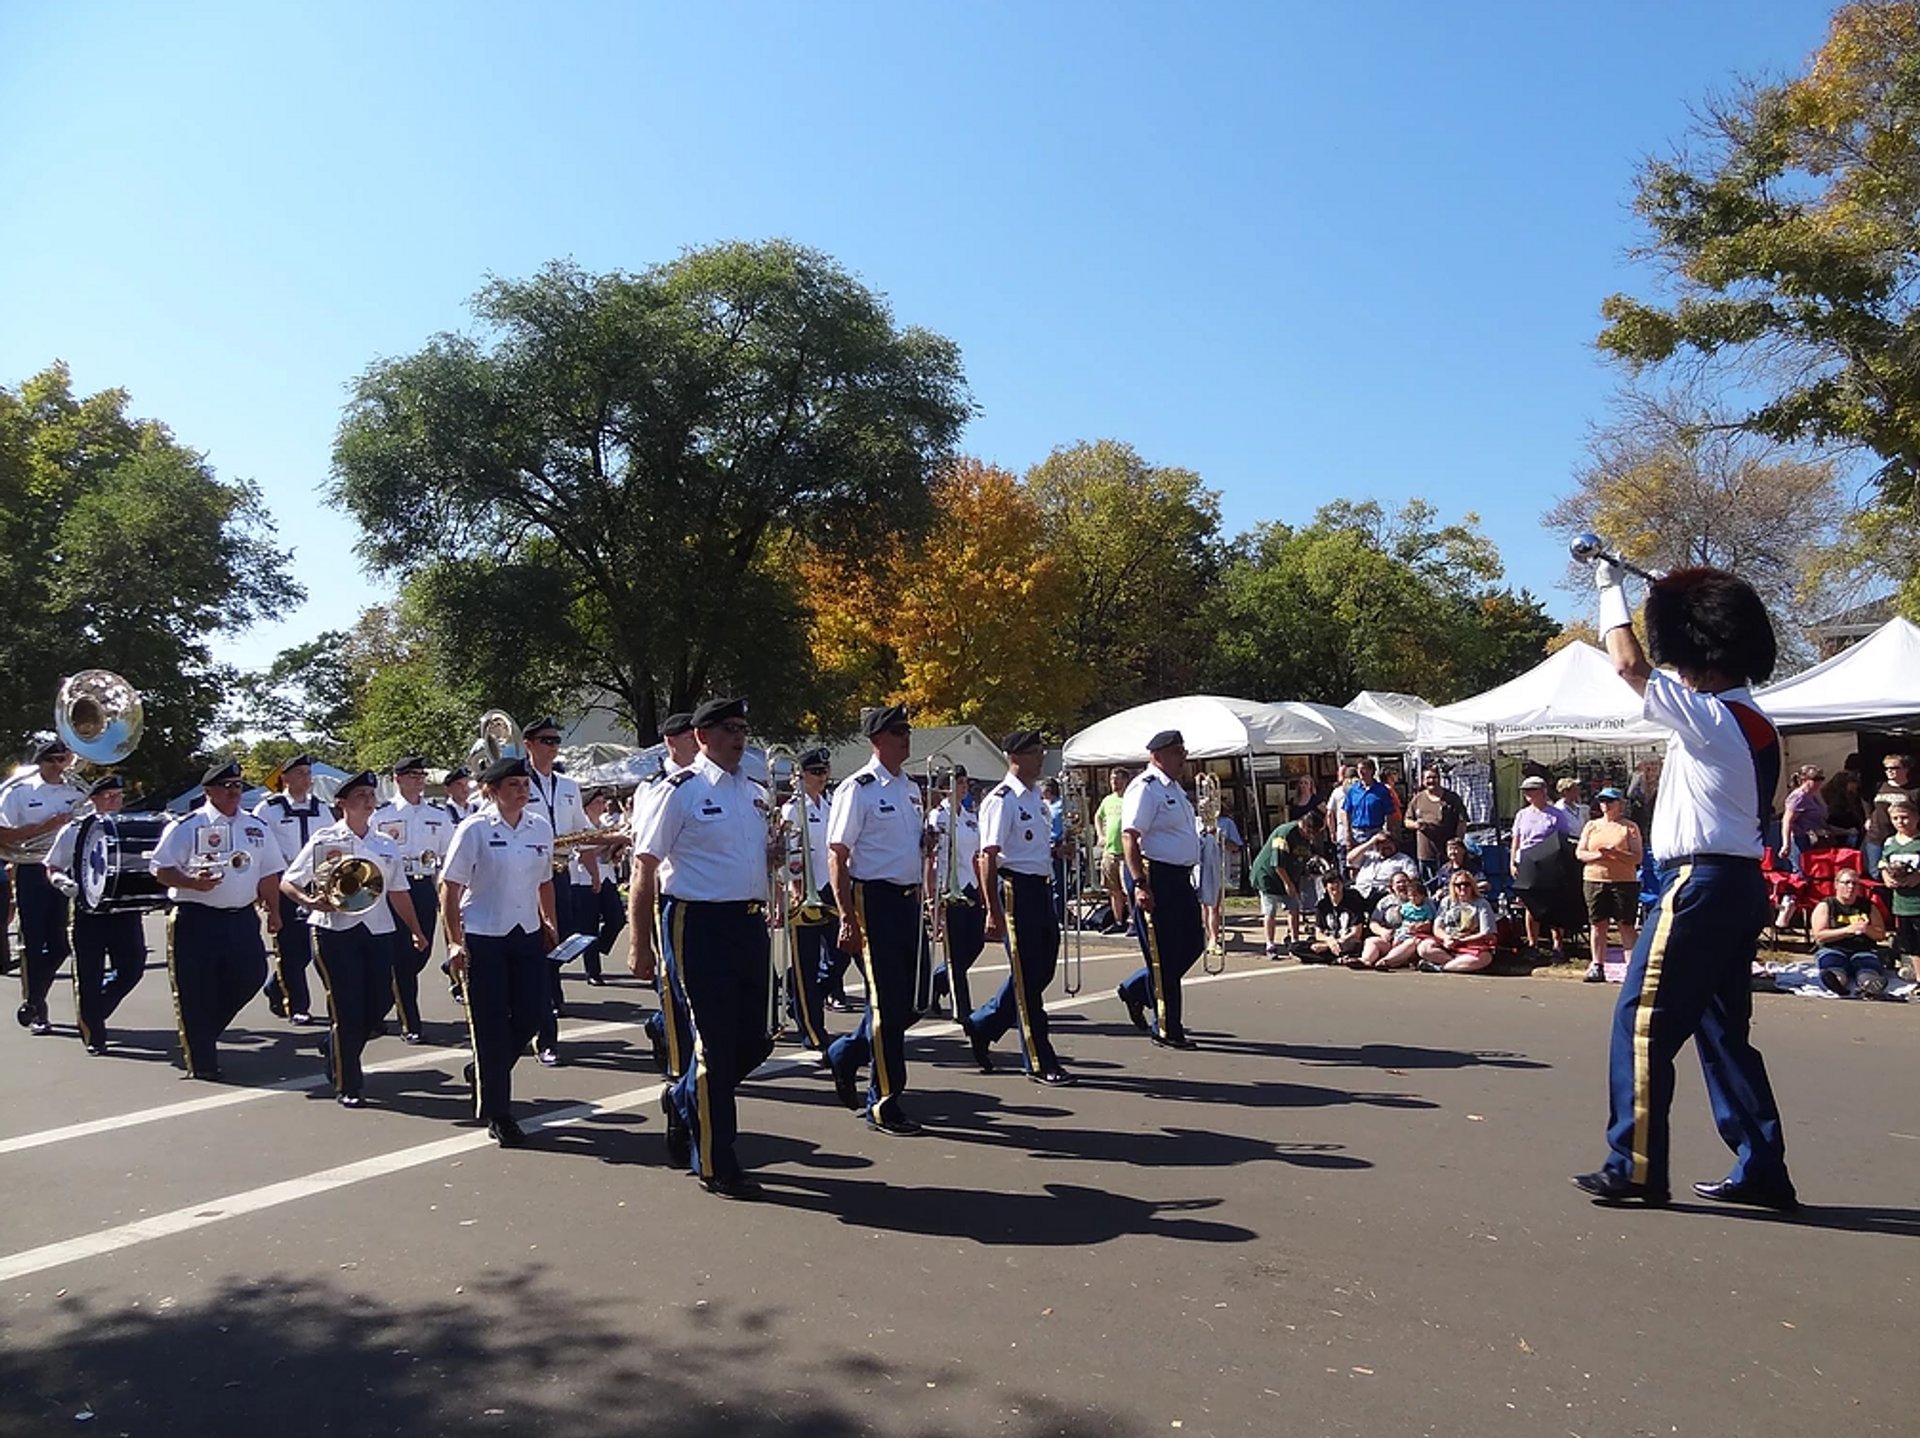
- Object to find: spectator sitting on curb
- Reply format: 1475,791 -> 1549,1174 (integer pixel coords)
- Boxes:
1416,871 -> 1498,974
1291,869 -> 1370,964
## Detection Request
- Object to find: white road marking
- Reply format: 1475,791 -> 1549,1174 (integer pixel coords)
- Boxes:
0,964 -> 1314,1282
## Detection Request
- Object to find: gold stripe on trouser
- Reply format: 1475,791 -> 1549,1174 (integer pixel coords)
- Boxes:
313,945 -> 345,1094
670,903 -> 717,1177
164,907 -> 196,1076
1629,864 -> 1689,1186
1000,877 -> 1039,1062
71,913 -> 96,1049
791,918 -> 828,1049
458,943 -> 486,1120
1140,858 -> 1170,1035
656,907 -> 683,1079
855,883 -> 891,1113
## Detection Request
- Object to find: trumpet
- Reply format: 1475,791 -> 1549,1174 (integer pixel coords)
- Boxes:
189,848 -> 255,879
313,852 -> 385,914
1569,533 -> 1664,583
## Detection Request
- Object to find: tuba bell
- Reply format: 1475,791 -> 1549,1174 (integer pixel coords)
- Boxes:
478,709 -> 524,765
57,670 -> 144,767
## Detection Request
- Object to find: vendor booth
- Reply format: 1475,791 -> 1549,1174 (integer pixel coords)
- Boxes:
1757,615 -> 1920,779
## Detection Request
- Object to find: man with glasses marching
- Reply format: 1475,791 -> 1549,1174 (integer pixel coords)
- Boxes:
252,752 -> 329,1026
631,712 -> 699,1078
0,737 -> 88,1035
1117,729 -> 1206,1050
373,755 -> 455,1044
45,774 -> 147,1053
148,760 -> 286,1080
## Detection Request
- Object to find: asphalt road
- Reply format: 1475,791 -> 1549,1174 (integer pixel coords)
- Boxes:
2,915 -> 1916,1437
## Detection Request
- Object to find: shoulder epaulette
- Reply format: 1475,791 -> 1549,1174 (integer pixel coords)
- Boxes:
668,770 -> 695,787
991,783 -> 1013,798
854,773 -> 877,786
747,775 -> 768,789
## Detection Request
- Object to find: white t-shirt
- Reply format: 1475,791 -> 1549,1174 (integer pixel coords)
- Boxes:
440,808 -> 555,937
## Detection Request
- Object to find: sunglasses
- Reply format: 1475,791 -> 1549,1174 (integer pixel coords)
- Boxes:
802,765 -> 830,775
883,724 -> 912,737
713,721 -> 751,736
210,780 -> 246,791
528,735 -> 560,746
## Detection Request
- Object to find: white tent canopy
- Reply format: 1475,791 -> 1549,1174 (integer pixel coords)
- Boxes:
1757,616 -> 1920,733
1345,691 -> 1433,741
1414,642 -> 1665,748
819,724 -> 1004,779
1063,696 -> 1404,766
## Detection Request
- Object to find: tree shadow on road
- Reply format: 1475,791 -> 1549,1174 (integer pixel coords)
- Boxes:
1187,1038 -> 1549,1071
0,1267 -> 1134,1438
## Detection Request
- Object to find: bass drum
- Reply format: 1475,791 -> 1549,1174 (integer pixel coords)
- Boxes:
75,812 -> 172,914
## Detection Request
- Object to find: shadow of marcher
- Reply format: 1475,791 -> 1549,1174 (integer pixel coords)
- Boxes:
1190,1039 -> 1549,1071
1669,1200 -> 1920,1239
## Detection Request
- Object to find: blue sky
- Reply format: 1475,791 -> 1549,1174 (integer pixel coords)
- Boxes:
0,1 -> 1839,674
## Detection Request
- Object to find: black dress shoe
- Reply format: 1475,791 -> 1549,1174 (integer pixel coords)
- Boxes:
537,1046 -> 560,1067
649,1030 -> 670,1076
488,1116 -> 527,1148
266,991 -> 287,1019
461,1061 -> 476,1090
1117,986 -> 1149,1033
1692,1177 -> 1799,1211
187,1068 -> 225,1083
660,1092 -> 691,1170
15,1002 -> 34,1030
1571,1169 -> 1670,1206
867,1107 -> 923,1136
84,1041 -> 108,1056
824,995 -> 855,1013
401,1030 -> 424,1045
702,1172 -> 766,1201
1152,1031 -> 1197,1051
27,1015 -> 51,1036
830,1055 -> 862,1111
337,1093 -> 365,1109
1030,1068 -> 1077,1087
291,1012 -> 314,1027
585,975 -> 607,987
961,1018 -> 995,1074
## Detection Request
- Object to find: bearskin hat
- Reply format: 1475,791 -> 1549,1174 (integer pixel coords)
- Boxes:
1644,567 -> 1777,685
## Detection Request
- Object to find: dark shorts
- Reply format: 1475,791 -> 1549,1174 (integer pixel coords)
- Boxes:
1584,881 -> 1641,924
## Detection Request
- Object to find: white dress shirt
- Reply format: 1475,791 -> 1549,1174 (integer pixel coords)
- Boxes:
784,789 -> 832,892
372,797 -> 456,879
827,755 -> 925,885
1121,767 -> 1203,866
633,753 -> 770,902
150,803 -> 285,908
284,822 -> 406,934
0,773 -> 88,863
978,776 -> 1051,878
252,792 -> 331,866
441,809 -> 555,937
928,795 -> 983,890
525,763 -> 591,884
1642,671 -> 1774,864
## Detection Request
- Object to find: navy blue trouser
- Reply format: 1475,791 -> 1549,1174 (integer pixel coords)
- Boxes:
934,885 -> 987,1018
167,904 -> 268,1077
661,897 -> 775,1180
788,905 -> 839,1050
463,926 -> 548,1120
1602,857 -> 1790,1194
588,879 -> 624,979
1120,859 -> 1204,1039
264,894 -> 314,1019
827,881 -> 927,1122
384,876 -> 438,1035
72,909 -> 146,1048
970,872 -> 1061,1074
14,863 -> 71,1018
314,924 -> 393,1098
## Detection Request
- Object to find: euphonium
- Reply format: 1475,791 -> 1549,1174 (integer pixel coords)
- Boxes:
313,851 -> 385,914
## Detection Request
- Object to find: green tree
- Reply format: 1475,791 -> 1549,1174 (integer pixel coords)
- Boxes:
1596,0 -> 1920,613
1199,502 -> 1558,704
1025,440 -> 1222,720
331,242 -> 970,740
0,363 -> 300,789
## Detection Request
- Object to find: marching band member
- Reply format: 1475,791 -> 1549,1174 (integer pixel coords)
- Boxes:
282,770 -> 427,1107
582,787 -> 626,986
149,760 -> 285,1079
521,717 -> 591,1065
966,731 -> 1073,1083
1573,562 -> 1798,1210
633,712 -> 698,1077
1117,729 -> 1206,1050
252,753 -> 328,1026
782,746 -> 840,1053
372,756 -> 454,1044
630,697 -> 778,1198
442,765 -> 478,822
927,764 -> 985,1020
825,704 -> 931,1136
45,774 -> 146,1053
441,755 -> 559,1148
2,737 -> 88,1035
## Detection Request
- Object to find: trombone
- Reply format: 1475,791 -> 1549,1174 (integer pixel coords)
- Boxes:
1058,767 -> 1089,995
1195,770 -> 1227,974
908,755 -> 944,1017
762,744 -> 798,1040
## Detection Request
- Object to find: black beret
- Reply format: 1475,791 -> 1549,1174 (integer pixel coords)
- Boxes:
282,753 -> 314,771
1145,729 -> 1185,753
951,764 -> 968,779
799,747 -> 832,770
661,712 -> 695,738
444,765 -> 471,783
88,774 -> 124,795
482,756 -> 530,786
1001,730 -> 1044,754
30,737 -> 71,763
861,703 -> 910,737
522,716 -> 563,739
202,759 -> 243,786
391,755 -> 429,775
335,770 -> 378,799
691,697 -> 748,729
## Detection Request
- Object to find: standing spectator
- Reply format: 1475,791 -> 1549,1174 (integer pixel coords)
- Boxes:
1821,769 -> 1866,849
1575,787 -> 1645,982
1092,767 -> 1131,935
1780,765 -> 1832,873
1626,759 -> 1660,834
1510,775 -> 1577,958
1407,767 -> 1466,881
1250,809 -> 1329,956
1344,759 -> 1396,847
1809,868 -> 1891,998
1555,777 -> 1587,827
1287,775 -> 1320,822
1877,797 -> 1920,979
1325,763 -> 1354,857
1041,778 -> 1068,920
1864,754 -> 1919,877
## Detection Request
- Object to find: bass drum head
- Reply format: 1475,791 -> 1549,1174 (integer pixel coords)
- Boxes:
78,812 -> 172,914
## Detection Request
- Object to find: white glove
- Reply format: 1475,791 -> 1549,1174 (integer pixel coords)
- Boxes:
1594,557 -> 1631,633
